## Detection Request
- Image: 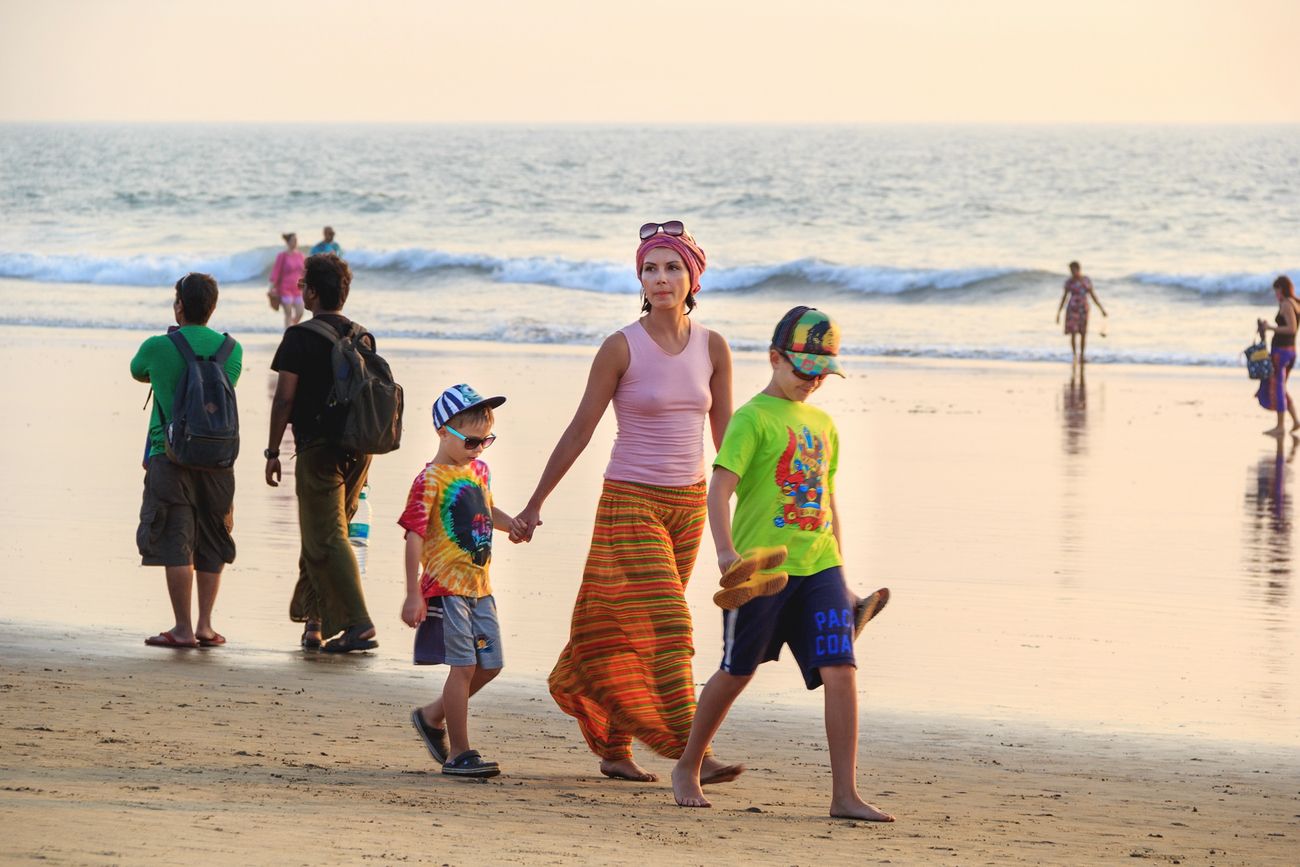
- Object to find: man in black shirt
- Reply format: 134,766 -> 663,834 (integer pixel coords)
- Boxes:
266,254 -> 377,653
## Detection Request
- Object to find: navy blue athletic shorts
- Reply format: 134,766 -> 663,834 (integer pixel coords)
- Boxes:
719,565 -> 855,689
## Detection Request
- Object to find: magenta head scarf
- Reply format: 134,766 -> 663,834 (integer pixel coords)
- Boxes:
635,233 -> 707,295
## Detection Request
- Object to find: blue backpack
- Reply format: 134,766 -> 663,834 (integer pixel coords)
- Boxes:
160,330 -> 240,469
1245,339 -> 1272,381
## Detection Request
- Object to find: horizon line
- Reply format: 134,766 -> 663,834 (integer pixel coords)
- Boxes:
2,119 -> 1299,127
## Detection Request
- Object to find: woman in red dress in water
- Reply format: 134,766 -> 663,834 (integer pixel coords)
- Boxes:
1055,260 -> 1107,366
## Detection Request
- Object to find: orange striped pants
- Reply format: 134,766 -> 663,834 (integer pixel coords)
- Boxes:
548,479 -> 706,761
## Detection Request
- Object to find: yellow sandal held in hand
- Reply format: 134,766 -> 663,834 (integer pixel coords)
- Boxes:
717,546 -> 787,588
713,546 -> 789,610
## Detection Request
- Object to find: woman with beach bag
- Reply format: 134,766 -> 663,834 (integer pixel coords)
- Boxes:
1255,274 -> 1300,436
268,232 -> 306,329
511,221 -> 743,786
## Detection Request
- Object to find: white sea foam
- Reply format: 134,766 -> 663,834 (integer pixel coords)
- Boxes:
0,249 -> 271,286
1127,270 -> 1297,296
0,245 -> 1033,297
705,259 -> 1023,294
345,248 -> 631,294
3,241 -> 1292,319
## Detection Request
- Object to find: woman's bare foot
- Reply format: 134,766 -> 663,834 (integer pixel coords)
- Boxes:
670,762 -> 711,808
1264,426 -> 1286,436
599,758 -> 657,782
699,755 -> 745,785
830,795 -> 895,822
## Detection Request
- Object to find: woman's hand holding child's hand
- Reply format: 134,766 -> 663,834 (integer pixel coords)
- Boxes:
510,507 -> 543,543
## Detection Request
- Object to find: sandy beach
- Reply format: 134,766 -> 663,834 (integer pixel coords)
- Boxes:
2,324 -> 1298,864
2,622 -> 1297,866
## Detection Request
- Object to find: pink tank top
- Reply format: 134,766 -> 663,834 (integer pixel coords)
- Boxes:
272,251 -> 305,298
605,320 -> 714,487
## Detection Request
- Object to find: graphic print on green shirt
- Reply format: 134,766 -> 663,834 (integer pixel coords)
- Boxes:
130,325 -> 244,458
714,393 -> 842,577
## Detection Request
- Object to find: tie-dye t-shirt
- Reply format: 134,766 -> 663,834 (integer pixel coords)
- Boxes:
713,393 -> 842,577
397,459 -> 495,598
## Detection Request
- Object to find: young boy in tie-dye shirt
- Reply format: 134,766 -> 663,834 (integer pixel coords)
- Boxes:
399,384 -> 516,779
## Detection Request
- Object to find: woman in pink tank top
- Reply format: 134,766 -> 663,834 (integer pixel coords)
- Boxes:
513,222 -> 741,786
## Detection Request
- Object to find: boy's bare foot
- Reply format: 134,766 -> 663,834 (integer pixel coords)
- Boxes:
600,758 -> 657,782
699,755 -> 745,785
830,795 -> 895,822
671,763 -> 711,808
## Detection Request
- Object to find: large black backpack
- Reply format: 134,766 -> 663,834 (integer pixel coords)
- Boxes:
160,330 -> 240,469
301,319 -> 403,455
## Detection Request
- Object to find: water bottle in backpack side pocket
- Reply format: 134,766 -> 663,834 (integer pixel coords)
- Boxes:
348,484 -> 371,575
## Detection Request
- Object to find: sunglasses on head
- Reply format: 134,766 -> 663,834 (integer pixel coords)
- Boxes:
639,220 -> 687,241
443,424 -> 496,450
782,351 -> 826,382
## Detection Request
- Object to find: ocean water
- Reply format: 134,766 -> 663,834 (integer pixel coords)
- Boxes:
1,124 -> 1297,366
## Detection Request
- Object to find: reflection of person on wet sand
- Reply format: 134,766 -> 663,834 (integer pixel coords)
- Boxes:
1243,434 -> 1296,600
1061,371 -> 1087,456
1264,432 -> 1297,516
1055,261 -> 1107,366
1256,275 -> 1300,436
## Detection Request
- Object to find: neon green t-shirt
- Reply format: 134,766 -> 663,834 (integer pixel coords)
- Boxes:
714,393 -> 841,576
130,326 -> 243,458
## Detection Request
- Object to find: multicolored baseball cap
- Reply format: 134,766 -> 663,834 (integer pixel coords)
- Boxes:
771,306 -> 844,377
432,384 -> 506,429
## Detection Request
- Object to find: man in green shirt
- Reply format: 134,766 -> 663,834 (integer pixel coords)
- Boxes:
131,273 -> 243,649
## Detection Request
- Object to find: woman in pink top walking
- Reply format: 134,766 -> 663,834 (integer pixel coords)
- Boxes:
512,221 -> 742,786
269,232 -> 306,329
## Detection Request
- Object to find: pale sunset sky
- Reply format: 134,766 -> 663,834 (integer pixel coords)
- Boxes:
0,0 -> 1295,123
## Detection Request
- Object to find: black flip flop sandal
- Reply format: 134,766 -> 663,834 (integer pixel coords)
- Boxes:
322,624 -> 378,654
442,749 -> 500,778
853,587 -> 890,640
410,709 -> 450,765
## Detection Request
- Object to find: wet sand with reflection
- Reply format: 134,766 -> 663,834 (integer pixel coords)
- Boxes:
2,325 -> 1296,744
2,325 -> 1299,861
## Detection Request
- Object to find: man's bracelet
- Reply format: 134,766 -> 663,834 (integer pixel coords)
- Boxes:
264,448 -> 280,459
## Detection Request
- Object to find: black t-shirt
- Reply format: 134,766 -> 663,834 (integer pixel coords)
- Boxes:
1273,300 -> 1300,350
271,312 -> 355,447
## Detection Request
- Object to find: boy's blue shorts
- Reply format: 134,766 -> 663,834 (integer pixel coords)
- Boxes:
719,565 -> 855,690
414,595 -> 504,669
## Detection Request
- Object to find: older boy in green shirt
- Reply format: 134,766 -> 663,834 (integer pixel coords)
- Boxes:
672,307 -> 893,821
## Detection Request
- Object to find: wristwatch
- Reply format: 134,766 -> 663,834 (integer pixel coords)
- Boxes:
264,448 -> 280,459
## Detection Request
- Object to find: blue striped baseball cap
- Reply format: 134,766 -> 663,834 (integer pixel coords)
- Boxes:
432,384 -> 506,430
